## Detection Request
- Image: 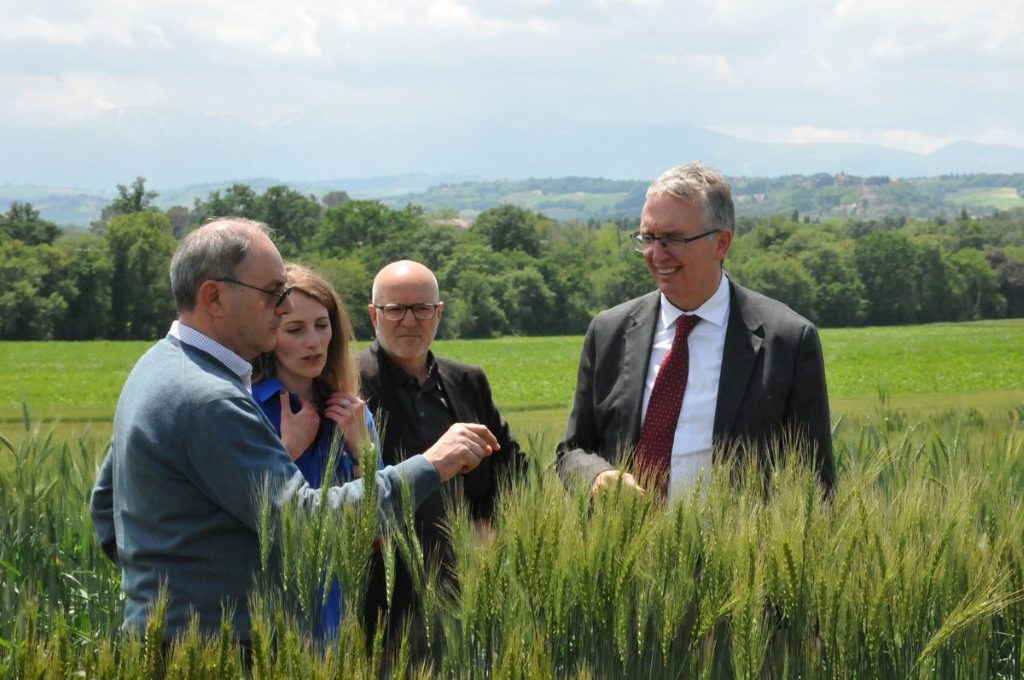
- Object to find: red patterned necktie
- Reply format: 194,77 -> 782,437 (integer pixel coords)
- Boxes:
636,314 -> 701,493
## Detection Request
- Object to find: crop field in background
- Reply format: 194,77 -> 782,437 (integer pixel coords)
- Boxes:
946,187 -> 1024,211
2,319 -> 1023,453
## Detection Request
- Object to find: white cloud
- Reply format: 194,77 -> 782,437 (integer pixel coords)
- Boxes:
322,3 -> 405,31
707,124 -> 964,154
686,52 -> 734,79
178,0 -> 324,59
0,14 -> 91,44
0,0 -> 1021,168
868,35 -> 927,58
832,0 -> 1024,56
975,129 -> 1024,148
3,73 -> 167,125
0,11 -> 168,47
424,0 -> 553,35
594,0 -> 663,7
427,0 -> 488,32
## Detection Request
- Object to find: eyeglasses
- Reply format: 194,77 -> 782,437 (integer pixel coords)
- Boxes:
631,229 -> 721,254
373,303 -> 441,321
216,277 -> 294,308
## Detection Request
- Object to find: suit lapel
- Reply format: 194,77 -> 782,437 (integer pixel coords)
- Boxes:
622,293 -> 660,443
714,283 -> 764,435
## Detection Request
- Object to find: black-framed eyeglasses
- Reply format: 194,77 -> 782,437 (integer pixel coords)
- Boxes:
631,229 -> 721,254
216,277 -> 294,308
373,303 -> 441,321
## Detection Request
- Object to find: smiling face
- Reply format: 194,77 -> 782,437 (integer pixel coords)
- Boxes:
272,291 -> 332,392
639,192 -> 732,311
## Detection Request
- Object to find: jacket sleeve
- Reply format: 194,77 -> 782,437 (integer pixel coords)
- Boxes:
556,317 -> 616,490
786,323 -> 836,494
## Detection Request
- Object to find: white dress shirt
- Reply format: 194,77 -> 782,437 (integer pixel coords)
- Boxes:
169,320 -> 254,393
641,275 -> 731,500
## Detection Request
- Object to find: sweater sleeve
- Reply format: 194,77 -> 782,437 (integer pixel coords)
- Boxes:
89,446 -> 118,564
182,395 -> 440,531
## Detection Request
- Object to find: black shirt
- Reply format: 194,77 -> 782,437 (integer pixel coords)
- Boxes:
378,350 -> 454,458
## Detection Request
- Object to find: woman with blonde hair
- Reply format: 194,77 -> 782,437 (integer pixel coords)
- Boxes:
252,263 -> 378,637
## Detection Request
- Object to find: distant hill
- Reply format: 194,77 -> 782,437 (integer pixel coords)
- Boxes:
3,172 -> 1023,228
0,174 -> 476,226
3,107 -> 1024,191
380,173 -> 1024,222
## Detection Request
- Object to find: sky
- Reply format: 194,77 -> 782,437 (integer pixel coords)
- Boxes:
1,0 -> 1023,183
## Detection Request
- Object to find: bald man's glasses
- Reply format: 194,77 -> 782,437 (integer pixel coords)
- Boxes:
217,277 -> 293,308
374,303 -> 441,321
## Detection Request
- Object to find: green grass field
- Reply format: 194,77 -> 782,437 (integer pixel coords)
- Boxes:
946,186 -> 1024,210
2,319 -> 1023,449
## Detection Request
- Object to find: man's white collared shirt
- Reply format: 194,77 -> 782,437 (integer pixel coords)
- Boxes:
641,275 -> 731,500
169,321 -> 254,393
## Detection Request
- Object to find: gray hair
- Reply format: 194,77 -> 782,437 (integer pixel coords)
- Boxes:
170,218 -> 271,312
646,162 -> 735,233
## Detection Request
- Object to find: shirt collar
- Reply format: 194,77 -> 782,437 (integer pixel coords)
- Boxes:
170,320 -> 254,391
251,375 -> 285,404
379,346 -> 439,387
658,273 -> 731,331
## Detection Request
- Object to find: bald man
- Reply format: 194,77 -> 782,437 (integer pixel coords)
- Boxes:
357,259 -> 528,655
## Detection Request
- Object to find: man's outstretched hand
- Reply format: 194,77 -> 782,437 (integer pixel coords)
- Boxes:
423,423 -> 499,481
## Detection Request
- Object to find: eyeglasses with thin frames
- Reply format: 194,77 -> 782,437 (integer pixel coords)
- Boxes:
631,229 -> 721,254
373,303 -> 441,321
216,277 -> 294,308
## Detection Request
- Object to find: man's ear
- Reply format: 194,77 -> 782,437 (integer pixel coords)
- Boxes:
714,229 -> 733,261
367,303 -> 377,327
436,301 -> 445,320
199,280 -> 226,318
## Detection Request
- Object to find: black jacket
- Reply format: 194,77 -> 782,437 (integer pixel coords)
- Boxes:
357,340 -> 528,636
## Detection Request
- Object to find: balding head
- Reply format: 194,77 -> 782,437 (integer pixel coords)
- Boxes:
369,260 -> 444,379
170,218 -> 273,312
371,260 -> 440,305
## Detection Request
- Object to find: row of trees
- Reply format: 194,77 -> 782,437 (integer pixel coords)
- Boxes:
2,178 -> 1023,340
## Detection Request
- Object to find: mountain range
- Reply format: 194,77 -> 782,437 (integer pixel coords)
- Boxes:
3,107 -> 1024,226
4,107 -> 1024,190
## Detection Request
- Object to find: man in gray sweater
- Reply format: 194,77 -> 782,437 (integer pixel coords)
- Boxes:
89,218 -> 498,642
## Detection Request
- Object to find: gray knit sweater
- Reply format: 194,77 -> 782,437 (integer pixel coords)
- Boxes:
90,335 -> 440,640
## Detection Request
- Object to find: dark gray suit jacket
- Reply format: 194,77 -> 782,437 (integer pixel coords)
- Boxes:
557,280 -> 835,493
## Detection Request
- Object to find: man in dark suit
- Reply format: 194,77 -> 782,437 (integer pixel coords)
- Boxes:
357,259 -> 528,655
558,162 -> 835,499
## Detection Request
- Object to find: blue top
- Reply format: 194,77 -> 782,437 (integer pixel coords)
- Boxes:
253,376 -> 381,486
252,375 -> 382,639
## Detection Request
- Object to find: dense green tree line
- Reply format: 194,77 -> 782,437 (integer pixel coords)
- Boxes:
2,178 -> 1023,340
